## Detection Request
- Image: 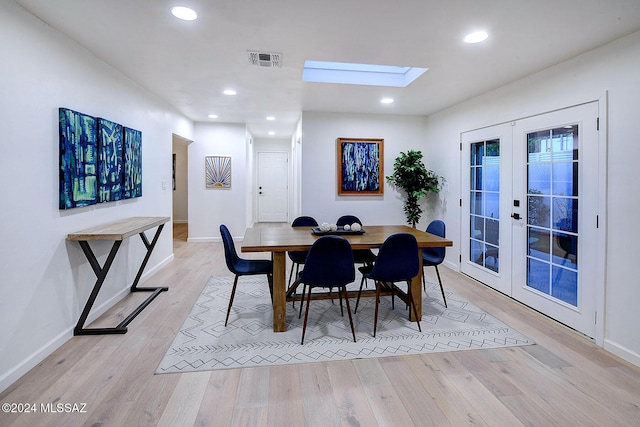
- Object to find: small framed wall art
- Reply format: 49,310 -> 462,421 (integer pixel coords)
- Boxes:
337,137 -> 384,195
205,155 -> 232,188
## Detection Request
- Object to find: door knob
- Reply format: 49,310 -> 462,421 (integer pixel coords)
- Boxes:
511,213 -> 521,220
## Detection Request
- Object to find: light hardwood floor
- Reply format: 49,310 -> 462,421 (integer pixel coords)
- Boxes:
1,223 -> 639,426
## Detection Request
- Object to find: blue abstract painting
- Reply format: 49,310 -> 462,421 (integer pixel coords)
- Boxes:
97,118 -> 123,203
59,108 -> 98,209
123,127 -> 142,199
59,109 -> 143,209
338,138 -> 384,195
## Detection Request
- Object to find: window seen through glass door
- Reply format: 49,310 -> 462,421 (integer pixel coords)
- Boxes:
526,125 -> 579,306
470,139 -> 500,272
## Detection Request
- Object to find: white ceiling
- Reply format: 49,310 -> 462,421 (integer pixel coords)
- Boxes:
15,0 -> 640,139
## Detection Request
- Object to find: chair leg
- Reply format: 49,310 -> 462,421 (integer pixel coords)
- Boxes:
301,286 -> 313,344
422,266 -> 426,291
288,262 -> 295,289
354,275 -> 366,313
390,282 -> 395,310
342,285 -> 357,342
267,273 -> 273,302
225,275 -> 240,326
407,280 -> 422,332
374,281 -> 381,337
435,266 -> 447,308
287,278 -> 301,308
298,283 -> 306,319
338,287 -> 344,317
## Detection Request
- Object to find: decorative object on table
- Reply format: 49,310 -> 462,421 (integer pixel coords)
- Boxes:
337,137 -> 383,195
59,108 -> 98,209
386,150 -> 444,227
123,127 -> 143,199
59,107 -> 143,209
205,155 -> 232,188
156,274 -> 533,374
97,118 -> 123,203
311,225 -> 365,235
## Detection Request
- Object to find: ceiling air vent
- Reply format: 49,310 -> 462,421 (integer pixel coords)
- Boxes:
248,51 -> 282,68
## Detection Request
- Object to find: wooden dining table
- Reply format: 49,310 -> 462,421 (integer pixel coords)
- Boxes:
241,223 -> 453,332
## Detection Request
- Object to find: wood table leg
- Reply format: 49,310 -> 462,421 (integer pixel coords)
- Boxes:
272,251 -> 287,332
409,255 -> 423,322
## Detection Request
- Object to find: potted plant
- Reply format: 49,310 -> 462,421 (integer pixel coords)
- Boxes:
386,150 -> 443,228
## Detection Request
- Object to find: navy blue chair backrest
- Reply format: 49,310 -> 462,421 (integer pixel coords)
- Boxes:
219,224 -> 239,272
425,220 -> 446,261
369,233 -> 419,282
292,216 -> 318,227
336,215 -> 362,226
300,236 -> 355,287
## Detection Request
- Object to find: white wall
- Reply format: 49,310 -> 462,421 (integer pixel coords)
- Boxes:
188,122 -> 248,241
423,31 -> 640,365
0,2 -> 194,392
300,112 -> 444,227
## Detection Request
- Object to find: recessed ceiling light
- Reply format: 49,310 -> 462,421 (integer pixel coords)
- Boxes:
464,31 -> 488,43
171,7 -> 197,21
223,89 -> 237,96
268,131 -> 275,136
208,114 -> 218,119
380,98 -> 394,104
266,116 -> 275,121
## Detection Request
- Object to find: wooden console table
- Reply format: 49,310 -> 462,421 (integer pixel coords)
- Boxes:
67,216 -> 170,335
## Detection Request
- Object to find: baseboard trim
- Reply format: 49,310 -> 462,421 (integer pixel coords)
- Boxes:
603,339 -> 640,368
187,237 -> 222,243
0,253 -> 175,394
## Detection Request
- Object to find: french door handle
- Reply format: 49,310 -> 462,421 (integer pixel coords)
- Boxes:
511,213 -> 521,220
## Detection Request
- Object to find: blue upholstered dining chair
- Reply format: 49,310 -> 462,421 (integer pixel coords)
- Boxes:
219,224 -> 273,326
295,235 -> 357,344
358,233 -> 422,337
422,220 -> 448,308
336,215 -> 376,266
287,216 -> 318,290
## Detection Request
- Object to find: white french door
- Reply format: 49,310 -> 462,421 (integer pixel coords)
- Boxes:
461,102 -> 601,338
461,123 -> 513,295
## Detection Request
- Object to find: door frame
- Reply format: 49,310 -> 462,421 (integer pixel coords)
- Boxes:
459,94 -> 607,346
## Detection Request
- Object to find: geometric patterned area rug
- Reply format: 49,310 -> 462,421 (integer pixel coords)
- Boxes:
156,275 -> 533,374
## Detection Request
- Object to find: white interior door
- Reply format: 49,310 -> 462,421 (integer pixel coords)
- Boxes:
257,151 -> 288,222
461,102 -> 601,338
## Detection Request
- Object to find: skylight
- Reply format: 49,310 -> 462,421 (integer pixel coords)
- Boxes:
302,60 -> 427,87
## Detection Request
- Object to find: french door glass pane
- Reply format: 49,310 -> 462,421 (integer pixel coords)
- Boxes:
469,139 -> 500,273
526,125 -> 579,306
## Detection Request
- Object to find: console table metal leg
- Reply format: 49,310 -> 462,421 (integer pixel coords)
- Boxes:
73,224 -> 168,336
74,240 -> 125,335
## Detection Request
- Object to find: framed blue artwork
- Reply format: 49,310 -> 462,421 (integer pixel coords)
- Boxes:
97,118 -> 123,202
123,127 -> 142,199
337,138 -> 384,195
59,108 -> 98,209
